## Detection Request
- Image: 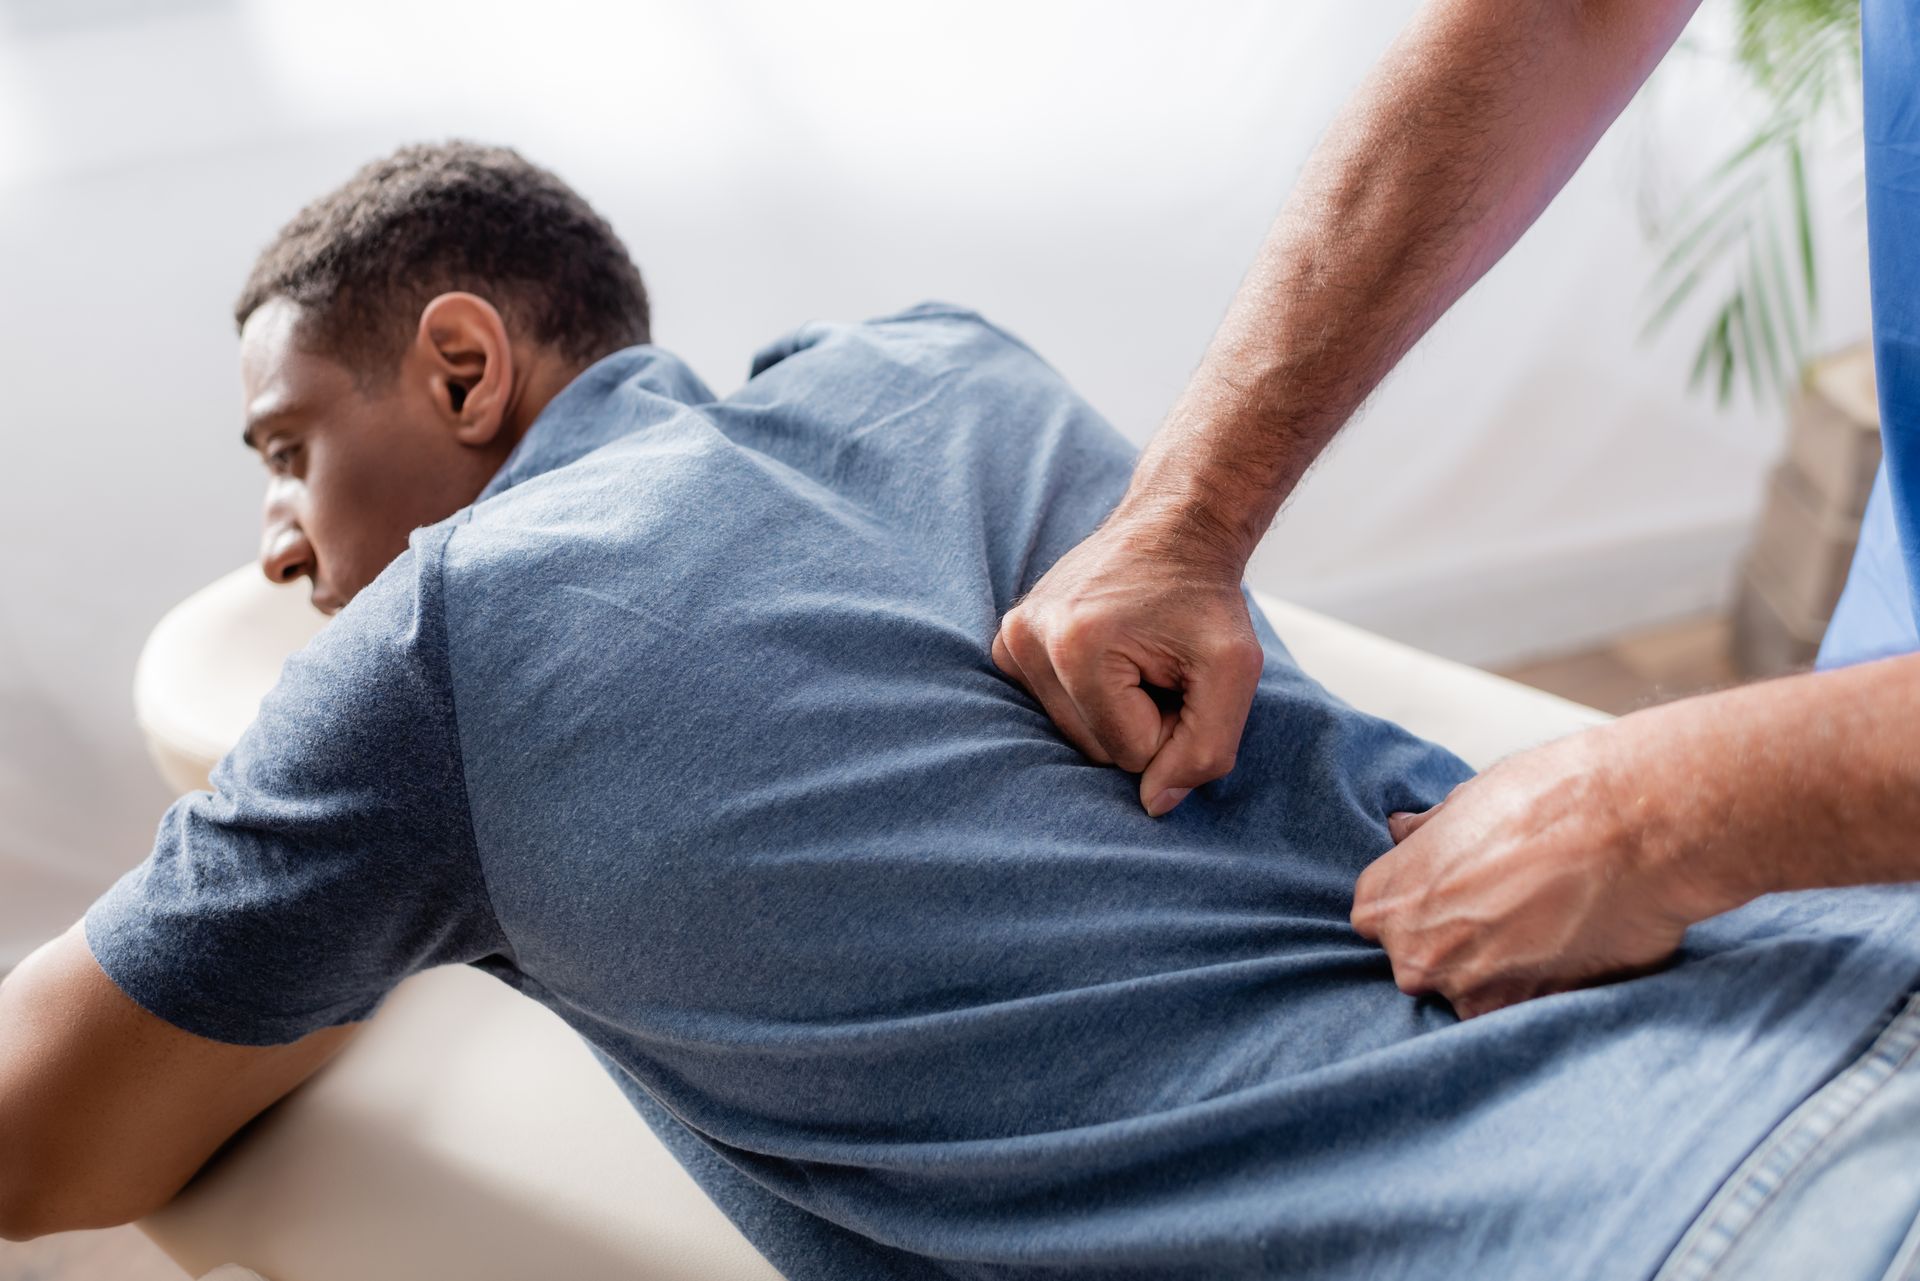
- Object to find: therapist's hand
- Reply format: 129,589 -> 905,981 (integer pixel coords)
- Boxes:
1349,722 -> 1729,1019
992,507 -> 1266,817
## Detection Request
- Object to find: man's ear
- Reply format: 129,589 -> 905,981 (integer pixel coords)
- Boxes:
411,292 -> 516,447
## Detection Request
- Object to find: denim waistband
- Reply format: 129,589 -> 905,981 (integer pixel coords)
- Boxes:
1654,989 -> 1920,1281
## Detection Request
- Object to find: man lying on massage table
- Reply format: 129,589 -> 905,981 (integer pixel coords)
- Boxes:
2,141 -> 1918,1281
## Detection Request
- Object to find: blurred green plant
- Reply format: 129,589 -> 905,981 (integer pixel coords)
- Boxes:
1643,0 -> 1861,404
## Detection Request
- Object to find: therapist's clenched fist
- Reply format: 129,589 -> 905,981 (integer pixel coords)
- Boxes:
1350,726 -> 1717,1020
991,509 -> 1266,818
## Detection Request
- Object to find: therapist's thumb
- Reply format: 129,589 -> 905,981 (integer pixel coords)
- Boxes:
1137,640 -> 1264,817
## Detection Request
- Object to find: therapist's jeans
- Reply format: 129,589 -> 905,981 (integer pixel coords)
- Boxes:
1654,991 -> 1920,1281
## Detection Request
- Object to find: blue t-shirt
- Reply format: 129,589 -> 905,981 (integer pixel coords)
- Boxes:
88,306 -> 1920,1279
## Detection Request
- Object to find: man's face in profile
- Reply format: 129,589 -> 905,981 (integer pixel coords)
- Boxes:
239,296 -> 500,613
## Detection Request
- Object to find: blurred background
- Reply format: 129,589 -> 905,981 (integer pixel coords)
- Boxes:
0,0 -> 1873,978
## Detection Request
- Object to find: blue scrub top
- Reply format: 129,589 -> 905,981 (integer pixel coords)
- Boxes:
1822,0 -> 1920,667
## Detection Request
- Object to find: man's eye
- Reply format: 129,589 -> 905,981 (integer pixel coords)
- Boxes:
266,444 -> 298,473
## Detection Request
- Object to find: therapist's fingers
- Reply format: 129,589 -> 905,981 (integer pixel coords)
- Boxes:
1053,643 -> 1170,775
993,614 -> 1115,765
1387,804 -> 1445,844
990,627 -> 1021,685
1349,850 -> 1393,942
1136,637 -> 1265,817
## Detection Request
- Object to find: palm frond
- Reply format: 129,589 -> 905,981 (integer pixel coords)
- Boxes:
1643,0 -> 1860,406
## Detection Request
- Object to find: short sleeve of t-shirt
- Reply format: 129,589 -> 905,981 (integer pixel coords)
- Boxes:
84,524 -> 506,1047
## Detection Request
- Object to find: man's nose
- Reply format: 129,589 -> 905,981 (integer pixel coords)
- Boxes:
259,519 -> 315,586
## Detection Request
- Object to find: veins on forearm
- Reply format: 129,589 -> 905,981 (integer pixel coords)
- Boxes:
1210,19 -> 1525,446
1626,654 -> 1920,910
1132,0 -> 1694,561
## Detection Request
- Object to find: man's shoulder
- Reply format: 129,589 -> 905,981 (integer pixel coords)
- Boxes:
313,524 -> 462,668
433,425 -> 749,627
746,301 -> 1053,382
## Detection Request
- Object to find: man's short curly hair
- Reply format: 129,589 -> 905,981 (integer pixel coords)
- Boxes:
235,140 -> 651,377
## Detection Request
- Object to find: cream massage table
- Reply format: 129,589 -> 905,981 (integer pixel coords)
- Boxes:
133,566 -> 1607,1281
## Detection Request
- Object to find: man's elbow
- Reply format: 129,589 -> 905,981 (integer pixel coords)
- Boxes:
0,1139 -> 44,1240
0,1151 -> 161,1243
0,1192 -> 158,1244
0,1172 -> 70,1242
0,1201 -> 52,1244
0,1164 -> 55,1243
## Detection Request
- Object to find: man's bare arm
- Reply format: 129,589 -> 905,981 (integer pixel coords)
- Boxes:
1134,0 -> 1704,557
0,920 -> 357,1240
995,0 -> 1705,813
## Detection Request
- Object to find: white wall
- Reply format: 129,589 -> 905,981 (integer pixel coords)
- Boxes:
0,0 -> 1870,966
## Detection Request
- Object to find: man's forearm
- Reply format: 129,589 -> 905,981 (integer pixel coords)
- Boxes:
1614,655 -> 1920,917
1126,0 -> 1704,566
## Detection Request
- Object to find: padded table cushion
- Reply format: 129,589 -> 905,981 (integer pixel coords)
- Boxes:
134,566 -> 1605,1281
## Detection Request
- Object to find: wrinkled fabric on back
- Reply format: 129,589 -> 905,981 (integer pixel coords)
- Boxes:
88,306 -> 1920,1279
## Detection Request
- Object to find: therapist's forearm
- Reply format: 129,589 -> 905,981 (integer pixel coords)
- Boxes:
1124,0 -> 1704,567
1612,654 -> 1920,918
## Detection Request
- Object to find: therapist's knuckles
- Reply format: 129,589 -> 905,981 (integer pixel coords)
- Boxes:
999,594 -> 1256,783
996,510 -> 1265,814
1137,722 -> 1246,817
995,612 -> 1110,761
1157,736 -> 1240,788
1053,625 -> 1165,769
1377,919 -> 1557,1017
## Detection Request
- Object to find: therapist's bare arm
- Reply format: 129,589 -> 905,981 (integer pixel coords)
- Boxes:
1353,651 -> 1920,1017
994,0 -> 1704,815
0,920 -> 356,1240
